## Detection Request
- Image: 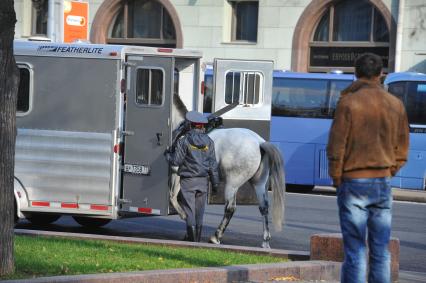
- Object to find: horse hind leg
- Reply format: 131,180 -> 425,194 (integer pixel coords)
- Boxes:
258,198 -> 271,249
209,190 -> 237,245
250,154 -> 271,249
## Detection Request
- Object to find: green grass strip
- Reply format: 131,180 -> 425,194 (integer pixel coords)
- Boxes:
1,235 -> 287,280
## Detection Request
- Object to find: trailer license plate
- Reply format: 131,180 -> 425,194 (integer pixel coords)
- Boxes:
124,164 -> 150,175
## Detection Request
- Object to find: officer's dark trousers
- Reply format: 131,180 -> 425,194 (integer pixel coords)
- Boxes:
180,177 -> 208,227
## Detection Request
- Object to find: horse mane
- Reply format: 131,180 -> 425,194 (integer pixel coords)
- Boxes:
173,92 -> 188,115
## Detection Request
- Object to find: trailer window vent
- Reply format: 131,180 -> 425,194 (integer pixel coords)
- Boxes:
224,71 -> 263,106
136,68 -> 164,106
16,66 -> 32,115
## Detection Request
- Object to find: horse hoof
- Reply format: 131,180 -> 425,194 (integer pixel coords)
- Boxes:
209,236 -> 220,245
261,242 -> 271,249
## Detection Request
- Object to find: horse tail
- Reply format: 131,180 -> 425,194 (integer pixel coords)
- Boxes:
260,142 -> 286,231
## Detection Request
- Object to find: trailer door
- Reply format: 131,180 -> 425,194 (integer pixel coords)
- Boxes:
122,56 -> 172,215
212,59 -> 273,140
210,59 -> 273,205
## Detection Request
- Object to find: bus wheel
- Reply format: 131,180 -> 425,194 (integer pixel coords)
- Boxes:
286,184 -> 315,193
73,216 -> 111,228
27,213 -> 61,225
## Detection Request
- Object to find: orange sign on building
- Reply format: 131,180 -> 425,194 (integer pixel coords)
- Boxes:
63,1 -> 89,43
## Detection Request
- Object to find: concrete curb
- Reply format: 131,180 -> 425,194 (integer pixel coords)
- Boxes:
9,230 -> 340,283
314,187 -> 426,203
392,189 -> 426,203
4,261 -> 341,283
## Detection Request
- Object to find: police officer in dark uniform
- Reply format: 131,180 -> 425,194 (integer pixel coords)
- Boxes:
165,111 -> 220,242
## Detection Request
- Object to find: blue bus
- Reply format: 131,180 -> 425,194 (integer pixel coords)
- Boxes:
384,72 -> 426,190
203,70 -> 426,191
270,71 -> 355,191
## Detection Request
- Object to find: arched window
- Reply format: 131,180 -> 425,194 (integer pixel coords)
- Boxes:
309,0 -> 390,73
107,0 -> 177,47
31,0 -> 48,35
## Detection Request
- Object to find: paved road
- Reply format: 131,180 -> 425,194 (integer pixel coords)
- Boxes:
15,192 -> 426,275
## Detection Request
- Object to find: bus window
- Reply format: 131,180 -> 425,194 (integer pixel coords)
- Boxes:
328,80 -> 352,116
406,82 -> 426,125
272,78 -> 329,118
384,73 -> 426,189
388,81 -> 406,103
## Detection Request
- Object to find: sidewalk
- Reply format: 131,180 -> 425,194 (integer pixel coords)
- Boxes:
314,186 -> 426,203
4,261 -> 341,283
8,229 -> 339,283
9,230 -> 426,282
9,187 -> 425,282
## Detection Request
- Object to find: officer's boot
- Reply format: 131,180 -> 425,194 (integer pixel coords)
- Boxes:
195,225 -> 203,242
186,226 -> 196,242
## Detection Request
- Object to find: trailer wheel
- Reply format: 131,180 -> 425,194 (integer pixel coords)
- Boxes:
73,216 -> 111,228
27,213 -> 61,225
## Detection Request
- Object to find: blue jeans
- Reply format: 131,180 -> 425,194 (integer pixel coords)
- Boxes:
337,177 -> 392,283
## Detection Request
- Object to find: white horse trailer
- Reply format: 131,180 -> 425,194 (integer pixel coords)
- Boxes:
13,40 -> 273,226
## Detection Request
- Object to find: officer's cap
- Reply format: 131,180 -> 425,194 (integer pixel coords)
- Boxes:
185,111 -> 208,124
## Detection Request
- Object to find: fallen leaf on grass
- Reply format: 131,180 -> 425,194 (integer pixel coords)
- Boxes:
270,275 -> 300,281
60,265 -> 69,274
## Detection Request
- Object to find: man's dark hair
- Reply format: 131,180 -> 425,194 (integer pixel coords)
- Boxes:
354,53 -> 383,79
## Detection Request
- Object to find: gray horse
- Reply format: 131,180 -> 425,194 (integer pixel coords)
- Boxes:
170,94 -> 286,248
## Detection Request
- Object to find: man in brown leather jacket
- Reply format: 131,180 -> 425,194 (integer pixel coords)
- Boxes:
327,53 -> 409,283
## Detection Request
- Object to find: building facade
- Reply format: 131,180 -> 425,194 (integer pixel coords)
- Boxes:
14,0 -> 426,73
